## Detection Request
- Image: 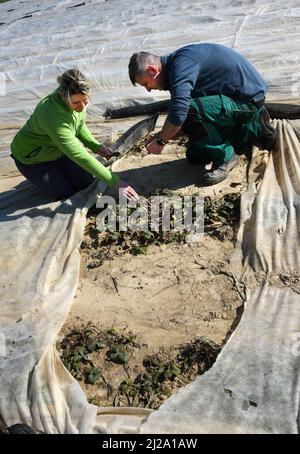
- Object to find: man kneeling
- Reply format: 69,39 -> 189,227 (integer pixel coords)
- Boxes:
182,94 -> 276,184
147,94 -> 276,186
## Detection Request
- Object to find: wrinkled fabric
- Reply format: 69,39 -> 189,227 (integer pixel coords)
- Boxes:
0,178 -> 151,433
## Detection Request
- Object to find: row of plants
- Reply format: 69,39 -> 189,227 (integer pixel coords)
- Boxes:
59,323 -> 221,409
82,190 -> 241,268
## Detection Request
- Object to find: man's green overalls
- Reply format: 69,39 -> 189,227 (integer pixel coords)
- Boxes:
182,94 -> 264,166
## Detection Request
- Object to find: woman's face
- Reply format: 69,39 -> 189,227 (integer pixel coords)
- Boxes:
67,93 -> 89,112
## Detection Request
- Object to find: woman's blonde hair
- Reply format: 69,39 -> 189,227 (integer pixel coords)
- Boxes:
57,68 -> 91,99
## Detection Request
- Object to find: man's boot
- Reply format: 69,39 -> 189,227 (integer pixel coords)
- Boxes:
201,151 -> 239,186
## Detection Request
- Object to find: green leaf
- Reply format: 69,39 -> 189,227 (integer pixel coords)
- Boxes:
142,380 -> 153,391
108,326 -> 118,335
107,348 -> 128,364
85,367 -> 102,385
142,231 -> 154,240
130,246 -> 148,255
77,347 -> 86,356
72,354 -> 83,363
171,364 -> 181,377
164,368 -> 173,379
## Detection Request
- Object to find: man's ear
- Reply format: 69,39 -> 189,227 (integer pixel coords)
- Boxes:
147,65 -> 160,78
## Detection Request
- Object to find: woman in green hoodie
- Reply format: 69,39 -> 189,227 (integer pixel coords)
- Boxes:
11,68 -> 138,201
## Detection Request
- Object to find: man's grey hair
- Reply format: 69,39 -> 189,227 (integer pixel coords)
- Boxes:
128,52 -> 161,85
57,68 -> 91,98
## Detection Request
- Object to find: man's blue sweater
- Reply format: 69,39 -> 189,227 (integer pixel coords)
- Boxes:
161,43 -> 268,125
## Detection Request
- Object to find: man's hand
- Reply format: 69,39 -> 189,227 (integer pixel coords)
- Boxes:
97,145 -> 113,159
112,179 -> 139,202
145,135 -> 156,147
146,138 -> 164,155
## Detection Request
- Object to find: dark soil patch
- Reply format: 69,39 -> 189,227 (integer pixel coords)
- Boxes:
59,322 -> 221,409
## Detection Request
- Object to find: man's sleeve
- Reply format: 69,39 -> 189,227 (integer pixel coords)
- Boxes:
77,123 -> 102,152
43,116 -> 119,187
167,56 -> 200,126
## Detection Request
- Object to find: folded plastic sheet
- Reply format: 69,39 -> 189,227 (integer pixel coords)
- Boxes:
232,119 -> 300,273
141,121 -> 300,434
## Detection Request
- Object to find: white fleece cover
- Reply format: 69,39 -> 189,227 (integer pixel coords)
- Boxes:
1,0 -> 300,434
0,177 -> 152,434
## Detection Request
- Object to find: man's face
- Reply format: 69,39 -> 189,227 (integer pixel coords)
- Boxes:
135,67 -> 164,92
68,93 -> 89,112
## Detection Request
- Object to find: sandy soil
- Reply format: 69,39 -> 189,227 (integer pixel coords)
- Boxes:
59,139 -> 249,405
70,141 -> 247,346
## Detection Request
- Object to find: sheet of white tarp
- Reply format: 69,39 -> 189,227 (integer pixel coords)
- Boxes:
232,119 -> 300,273
0,180 -> 151,433
1,0 -> 300,434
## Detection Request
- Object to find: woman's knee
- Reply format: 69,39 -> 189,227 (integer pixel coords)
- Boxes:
58,156 -> 95,190
13,157 -> 77,200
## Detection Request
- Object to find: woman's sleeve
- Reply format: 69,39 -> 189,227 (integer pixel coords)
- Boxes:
77,123 -> 102,152
43,116 -> 119,187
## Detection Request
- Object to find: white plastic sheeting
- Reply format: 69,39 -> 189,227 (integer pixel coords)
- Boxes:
1,0 -> 300,434
0,181 -> 102,433
0,180 -> 151,433
233,119 -> 300,272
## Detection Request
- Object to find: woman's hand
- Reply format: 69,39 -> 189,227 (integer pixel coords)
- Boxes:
112,179 -> 139,202
97,145 -> 113,159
